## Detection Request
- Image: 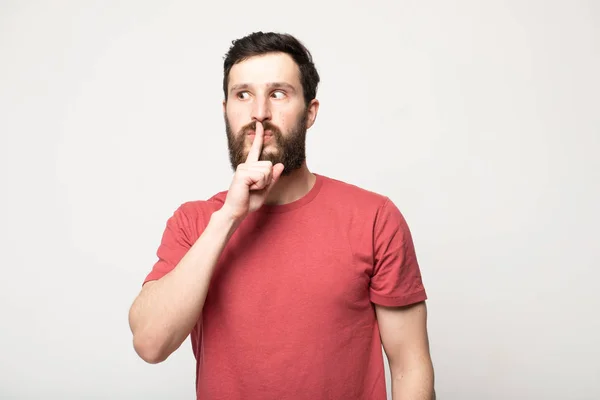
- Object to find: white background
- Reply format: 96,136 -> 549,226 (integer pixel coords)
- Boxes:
1,1 -> 598,399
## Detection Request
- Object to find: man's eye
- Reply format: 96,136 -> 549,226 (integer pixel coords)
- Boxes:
237,91 -> 250,99
272,90 -> 285,99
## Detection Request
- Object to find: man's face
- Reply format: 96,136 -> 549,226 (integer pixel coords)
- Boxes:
223,52 -> 317,175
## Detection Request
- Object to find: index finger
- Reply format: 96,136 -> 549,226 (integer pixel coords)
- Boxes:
245,121 -> 264,163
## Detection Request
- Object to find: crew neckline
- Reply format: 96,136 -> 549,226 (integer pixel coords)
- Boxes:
258,173 -> 324,214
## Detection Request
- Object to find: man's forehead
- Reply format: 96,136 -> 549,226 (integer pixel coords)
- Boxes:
228,52 -> 301,89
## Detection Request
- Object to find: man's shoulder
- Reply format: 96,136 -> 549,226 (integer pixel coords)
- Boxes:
171,190 -> 228,222
318,174 -> 412,236
319,174 -> 390,209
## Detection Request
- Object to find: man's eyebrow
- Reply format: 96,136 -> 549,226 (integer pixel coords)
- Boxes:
267,82 -> 296,92
229,83 -> 250,93
229,82 -> 296,94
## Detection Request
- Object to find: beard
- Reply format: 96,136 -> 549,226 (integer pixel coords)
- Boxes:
224,108 -> 309,176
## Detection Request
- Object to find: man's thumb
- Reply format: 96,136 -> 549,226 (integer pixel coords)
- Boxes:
271,163 -> 284,185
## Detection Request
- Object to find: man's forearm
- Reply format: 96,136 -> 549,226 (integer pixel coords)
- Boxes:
129,208 -> 240,363
391,365 -> 435,400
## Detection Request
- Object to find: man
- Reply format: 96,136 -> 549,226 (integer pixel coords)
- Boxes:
129,31 -> 435,400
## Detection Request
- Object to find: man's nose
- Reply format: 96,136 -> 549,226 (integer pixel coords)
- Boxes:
251,95 -> 272,122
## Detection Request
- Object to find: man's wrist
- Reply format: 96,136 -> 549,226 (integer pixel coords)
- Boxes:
211,207 -> 244,232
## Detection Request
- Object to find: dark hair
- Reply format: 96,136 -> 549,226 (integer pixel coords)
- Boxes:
223,32 -> 320,106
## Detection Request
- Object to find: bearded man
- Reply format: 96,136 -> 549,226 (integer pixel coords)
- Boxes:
129,31 -> 435,400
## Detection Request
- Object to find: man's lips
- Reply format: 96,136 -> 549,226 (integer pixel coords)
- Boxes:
247,130 -> 273,136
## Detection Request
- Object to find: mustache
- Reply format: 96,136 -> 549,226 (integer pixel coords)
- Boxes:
240,120 -> 282,136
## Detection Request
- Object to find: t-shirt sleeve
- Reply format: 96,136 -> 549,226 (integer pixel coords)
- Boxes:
143,204 -> 195,285
369,197 -> 428,307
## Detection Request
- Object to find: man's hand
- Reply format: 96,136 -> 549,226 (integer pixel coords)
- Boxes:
222,121 -> 284,221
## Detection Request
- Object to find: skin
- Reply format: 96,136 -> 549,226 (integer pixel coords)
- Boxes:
377,303 -> 436,399
128,51 -> 435,399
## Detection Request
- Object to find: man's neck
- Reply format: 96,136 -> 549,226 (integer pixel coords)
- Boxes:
265,163 -> 316,206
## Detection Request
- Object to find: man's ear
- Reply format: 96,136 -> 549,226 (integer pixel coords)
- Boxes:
306,99 -> 320,129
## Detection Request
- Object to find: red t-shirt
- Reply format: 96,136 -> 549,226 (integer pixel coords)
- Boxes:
144,173 -> 427,399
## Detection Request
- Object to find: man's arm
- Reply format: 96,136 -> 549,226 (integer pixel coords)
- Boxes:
375,301 -> 435,400
128,122 -> 283,365
128,209 -> 240,364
